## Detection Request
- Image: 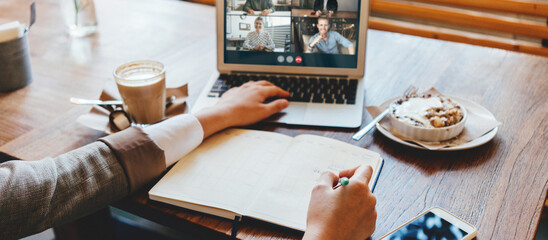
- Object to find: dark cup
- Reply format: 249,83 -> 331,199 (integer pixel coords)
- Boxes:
0,32 -> 33,92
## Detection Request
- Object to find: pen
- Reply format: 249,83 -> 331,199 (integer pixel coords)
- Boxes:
333,177 -> 349,189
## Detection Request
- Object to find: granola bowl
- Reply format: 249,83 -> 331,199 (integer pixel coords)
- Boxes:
388,94 -> 467,142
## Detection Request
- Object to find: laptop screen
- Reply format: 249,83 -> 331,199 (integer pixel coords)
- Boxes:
224,0 -> 362,68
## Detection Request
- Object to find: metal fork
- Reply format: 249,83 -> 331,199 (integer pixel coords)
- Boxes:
352,86 -> 416,141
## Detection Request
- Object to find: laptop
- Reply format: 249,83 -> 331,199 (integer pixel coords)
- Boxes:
192,0 -> 370,128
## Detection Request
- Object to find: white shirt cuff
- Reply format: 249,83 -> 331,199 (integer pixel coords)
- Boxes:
143,114 -> 204,167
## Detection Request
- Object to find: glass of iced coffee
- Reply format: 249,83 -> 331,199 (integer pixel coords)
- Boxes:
113,60 -> 166,126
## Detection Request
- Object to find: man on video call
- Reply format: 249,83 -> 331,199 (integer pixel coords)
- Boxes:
306,17 -> 355,55
314,0 -> 338,17
243,0 -> 275,15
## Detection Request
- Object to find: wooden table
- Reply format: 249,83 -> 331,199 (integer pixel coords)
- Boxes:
1,0 -> 547,239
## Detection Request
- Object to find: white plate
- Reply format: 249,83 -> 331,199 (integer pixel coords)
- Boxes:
375,96 -> 498,151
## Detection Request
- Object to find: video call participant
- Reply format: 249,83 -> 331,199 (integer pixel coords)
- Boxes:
243,17 -> 275,51
307,17 -> 355,54
314,0 -> 337,17
243,0 -> 275,15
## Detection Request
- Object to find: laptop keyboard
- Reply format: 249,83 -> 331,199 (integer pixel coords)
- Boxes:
208,74 -> 358,104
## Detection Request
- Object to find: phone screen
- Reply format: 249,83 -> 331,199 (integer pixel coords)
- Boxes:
384,211 -> 469,240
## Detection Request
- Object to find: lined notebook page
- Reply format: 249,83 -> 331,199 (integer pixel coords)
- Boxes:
245,134 -> 382,231
149,129 -> 292,215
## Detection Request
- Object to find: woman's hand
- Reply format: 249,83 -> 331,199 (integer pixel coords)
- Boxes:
254,44 -> 265,51
303,165 -> 377,240
247,9 -> 255,14
194,81 -> 289,138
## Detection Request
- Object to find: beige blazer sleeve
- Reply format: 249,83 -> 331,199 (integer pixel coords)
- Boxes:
0,127 -> 165,240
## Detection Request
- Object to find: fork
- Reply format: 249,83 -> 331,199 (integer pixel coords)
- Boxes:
352,86 -> 416,141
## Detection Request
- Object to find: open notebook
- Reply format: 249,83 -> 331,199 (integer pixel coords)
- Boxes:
148,129 -> 383,231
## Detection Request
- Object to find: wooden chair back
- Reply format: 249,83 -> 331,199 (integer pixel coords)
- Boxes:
369,0 -> 548,57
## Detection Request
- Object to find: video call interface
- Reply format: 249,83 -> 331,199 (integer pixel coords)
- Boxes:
385,211 -> 468,240
224,0 -> 361,68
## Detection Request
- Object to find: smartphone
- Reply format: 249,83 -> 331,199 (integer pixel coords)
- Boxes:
379,207 -> 477,240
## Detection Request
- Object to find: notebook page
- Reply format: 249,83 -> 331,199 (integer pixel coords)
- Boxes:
245,135 -> 382,231
149,129 -> 292,215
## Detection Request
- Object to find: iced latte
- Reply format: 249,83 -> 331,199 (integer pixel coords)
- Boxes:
114,61 -> 166,125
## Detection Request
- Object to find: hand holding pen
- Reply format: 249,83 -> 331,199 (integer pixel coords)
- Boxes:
303,165 -> 377,240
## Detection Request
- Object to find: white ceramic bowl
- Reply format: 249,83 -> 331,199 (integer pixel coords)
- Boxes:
388,99 -> 467,142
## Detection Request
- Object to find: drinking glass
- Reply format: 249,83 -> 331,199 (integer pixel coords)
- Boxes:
113,61 -> 166,126
60,0 -> 98,37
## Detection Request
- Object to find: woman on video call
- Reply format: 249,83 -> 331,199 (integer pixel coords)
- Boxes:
243,17 -> 275,52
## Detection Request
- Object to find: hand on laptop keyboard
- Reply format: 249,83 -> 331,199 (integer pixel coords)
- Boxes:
210,74 -> 357,105
196,80 -> 290,136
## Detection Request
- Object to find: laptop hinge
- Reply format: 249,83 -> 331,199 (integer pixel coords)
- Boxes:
226,71 -> 350,79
